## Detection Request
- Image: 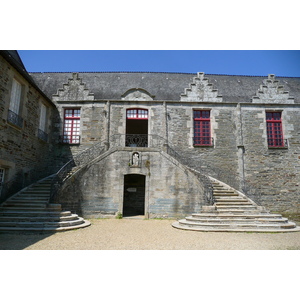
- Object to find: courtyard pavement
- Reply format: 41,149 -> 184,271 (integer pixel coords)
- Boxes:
1,218 -> 300,250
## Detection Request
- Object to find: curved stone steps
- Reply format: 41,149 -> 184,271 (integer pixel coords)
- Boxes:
0,176 -> 90,233
172,177 -> 300,232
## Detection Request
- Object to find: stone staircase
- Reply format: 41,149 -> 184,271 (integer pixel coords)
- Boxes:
0,176 -> 90,233
172,179 -> 300,232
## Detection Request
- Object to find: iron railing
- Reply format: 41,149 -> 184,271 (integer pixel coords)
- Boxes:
7,109 -> 23,128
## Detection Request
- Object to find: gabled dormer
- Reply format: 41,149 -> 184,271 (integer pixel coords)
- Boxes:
252,74 -> 294,104
181,72 -> 222,102
52,73 -> 94,102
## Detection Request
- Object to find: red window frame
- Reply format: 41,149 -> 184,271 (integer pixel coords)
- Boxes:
266,112 -> 284,147
126,109 -> 148,120
63,108 -> 81,144
193,110 -> 212,146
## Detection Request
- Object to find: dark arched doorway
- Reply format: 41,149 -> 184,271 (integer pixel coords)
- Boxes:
123,174 -> 146,217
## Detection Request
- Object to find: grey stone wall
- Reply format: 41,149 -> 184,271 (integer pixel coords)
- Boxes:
0,55 -> 56,200
241,105 -> 300,213
57,148 -> 205,218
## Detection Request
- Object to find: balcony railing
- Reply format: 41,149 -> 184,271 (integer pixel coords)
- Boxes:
193,137 -> 214,146
38,129 -> 48,142
7,109 -> 23,128
267,138 -> 288,148
125,134 -> 148,147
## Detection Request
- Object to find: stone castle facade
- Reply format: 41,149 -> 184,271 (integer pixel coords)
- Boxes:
1,50 -> 299,219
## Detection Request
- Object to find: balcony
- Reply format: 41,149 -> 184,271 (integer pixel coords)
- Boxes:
125,134 -> 148,147
7,110 -> 23,128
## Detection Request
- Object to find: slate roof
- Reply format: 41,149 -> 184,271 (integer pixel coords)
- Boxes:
29,71 -> 300,104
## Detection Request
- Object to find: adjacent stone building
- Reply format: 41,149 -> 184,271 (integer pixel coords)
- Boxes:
1,51 -> 299,220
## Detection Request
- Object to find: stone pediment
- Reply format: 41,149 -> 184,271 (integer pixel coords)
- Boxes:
121,88 -> 155,101
52,73 -> 94,102
181,72 -> 222,102
252,74 -> 294,104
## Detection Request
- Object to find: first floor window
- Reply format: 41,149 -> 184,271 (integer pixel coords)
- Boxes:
266,112 -> 285,147
193,110 -> 212,146
9,79 -> 22,114
38,103 -> 48,141
63,108 -> 81,144
8,78 -> 23,127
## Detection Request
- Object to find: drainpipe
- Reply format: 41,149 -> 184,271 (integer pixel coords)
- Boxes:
163,101 -> 168,151
105,100 -> 111,151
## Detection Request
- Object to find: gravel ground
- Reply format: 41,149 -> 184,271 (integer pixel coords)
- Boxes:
1,218 -> 300,250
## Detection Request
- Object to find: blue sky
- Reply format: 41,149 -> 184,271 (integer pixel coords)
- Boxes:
18,50 -> 300,77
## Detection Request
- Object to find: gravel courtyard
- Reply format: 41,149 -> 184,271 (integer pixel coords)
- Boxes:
1,218 -> 300,250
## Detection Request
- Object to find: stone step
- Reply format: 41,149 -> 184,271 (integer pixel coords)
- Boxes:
0,220 -> 91,232
215,199 -> 249,203
176,219 -> 297,230
213,192 -> 240,196
215,202 -> 253,206
185,216 -> 289,224
4,199 -> 48,204
0,206 -> 61,212
11,196 -> 50,200
0,210 -> 72,217
215,208 -> 260,213
0,214 -> 79,222
0,217 -> 85,228
2,202 -> 47,208
21,191 -> 50,195
216,205 -> 256,209
192,213 -> 283,218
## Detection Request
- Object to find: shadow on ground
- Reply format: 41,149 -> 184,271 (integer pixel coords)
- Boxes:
0,232 -> 54,250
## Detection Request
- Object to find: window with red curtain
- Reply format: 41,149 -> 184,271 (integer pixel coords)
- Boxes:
193,110 -> 212,146
63,108 -> 81,144
266,112 -> 284,147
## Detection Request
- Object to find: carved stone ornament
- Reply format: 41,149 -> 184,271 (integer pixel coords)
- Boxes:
121,88 -> 155,101
181,72 -> 222,102
53,73 -> 94,102
252,74 -> 294,104
130,152 -> 140,167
